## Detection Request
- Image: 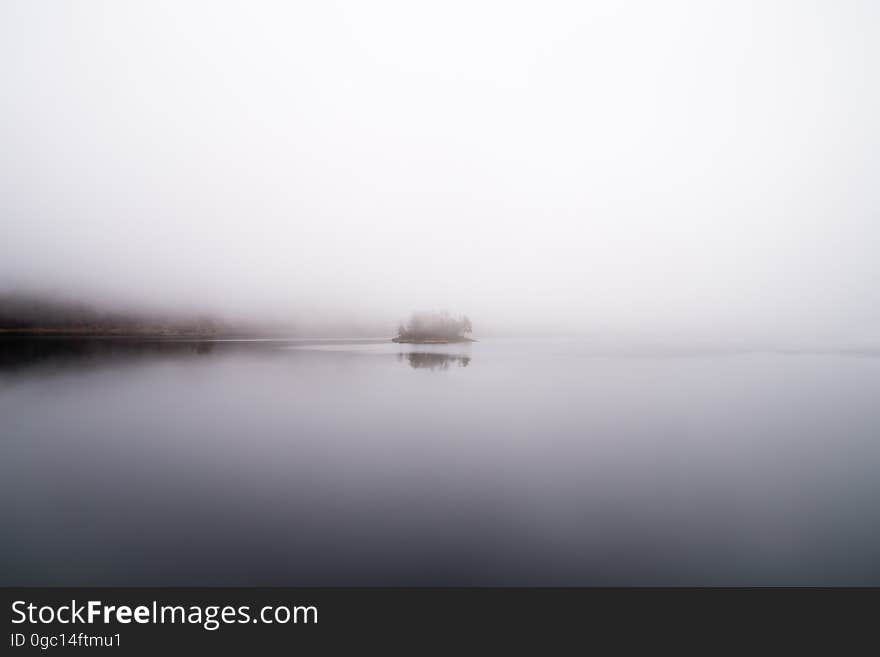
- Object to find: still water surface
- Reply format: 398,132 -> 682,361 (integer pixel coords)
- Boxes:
1,337 -> 879,585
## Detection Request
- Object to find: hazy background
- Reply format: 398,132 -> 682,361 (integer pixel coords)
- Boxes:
1,1 -> 878,341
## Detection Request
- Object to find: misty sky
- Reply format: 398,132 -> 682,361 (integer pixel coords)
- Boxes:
1,1 -> 878,341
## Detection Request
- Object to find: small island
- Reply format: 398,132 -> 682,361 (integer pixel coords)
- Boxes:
392,312 -> 475,344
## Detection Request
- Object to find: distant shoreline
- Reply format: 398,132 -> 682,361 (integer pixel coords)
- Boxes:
0,328 -> 227,338
0,327 -> 481,343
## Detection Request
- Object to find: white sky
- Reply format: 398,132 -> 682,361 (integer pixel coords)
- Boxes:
1,1 -> 878,341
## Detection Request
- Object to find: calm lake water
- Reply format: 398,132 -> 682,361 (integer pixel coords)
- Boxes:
2,337 -> 879,585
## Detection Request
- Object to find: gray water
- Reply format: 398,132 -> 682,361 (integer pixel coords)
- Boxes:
1,337 -> 879,585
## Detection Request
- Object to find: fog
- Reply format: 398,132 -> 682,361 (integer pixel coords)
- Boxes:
2,1 -> 878,342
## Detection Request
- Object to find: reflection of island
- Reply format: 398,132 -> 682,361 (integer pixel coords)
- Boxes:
392,311 -> 475,344
398,352 -> 471,370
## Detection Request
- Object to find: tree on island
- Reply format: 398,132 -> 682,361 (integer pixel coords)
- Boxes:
394,311 -> 473,343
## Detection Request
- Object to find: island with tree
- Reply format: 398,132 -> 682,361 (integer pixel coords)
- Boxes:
393,312 -> 475,343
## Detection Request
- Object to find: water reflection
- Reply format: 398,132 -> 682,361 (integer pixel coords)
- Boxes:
2,337 -> 880,585
0,338 -> 477,376
398,351 -> 471,370
0,337 -> 218,374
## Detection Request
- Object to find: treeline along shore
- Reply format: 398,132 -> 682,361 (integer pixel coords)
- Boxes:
0,295 -> 478,342
0,293 -> 240,338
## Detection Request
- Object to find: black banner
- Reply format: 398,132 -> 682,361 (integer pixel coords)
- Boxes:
2,588 -> 875,652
